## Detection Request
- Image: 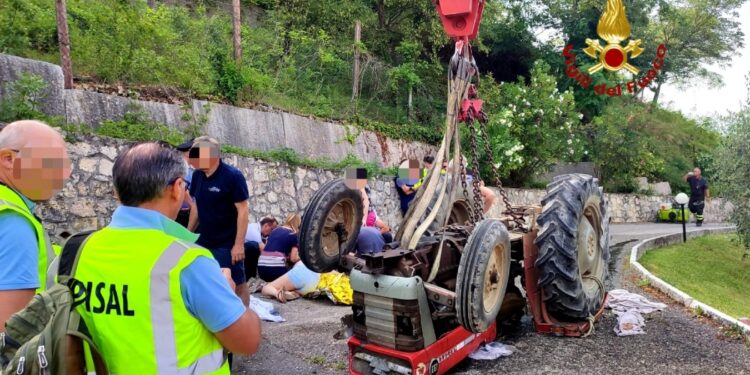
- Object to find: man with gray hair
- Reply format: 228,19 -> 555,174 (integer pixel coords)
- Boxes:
188,136 -> 251,306
0,120 -> 71,331
72,142 -> 260,373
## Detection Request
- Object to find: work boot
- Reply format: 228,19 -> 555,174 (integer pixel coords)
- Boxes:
696,221 -> 703,227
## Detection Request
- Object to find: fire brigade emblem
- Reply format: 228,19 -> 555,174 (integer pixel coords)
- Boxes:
583,0 -> 644,74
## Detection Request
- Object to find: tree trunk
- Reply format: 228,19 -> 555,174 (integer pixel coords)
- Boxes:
651,80 -> 663,107
232,0 -> 242,64
352,21 -> 362,102
376,0 -> 386,29
407,85 -> 413,121
55,0 -> 73,89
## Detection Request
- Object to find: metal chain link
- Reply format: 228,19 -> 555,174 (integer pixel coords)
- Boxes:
464,117 -> 485,223
458,154 -> 476,225
477,113 -> 527,232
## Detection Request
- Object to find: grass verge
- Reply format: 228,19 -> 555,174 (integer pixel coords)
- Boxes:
640,234 -> 750,319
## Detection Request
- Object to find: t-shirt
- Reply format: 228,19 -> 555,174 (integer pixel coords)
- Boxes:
395,177 -> 417,214
264,227 -> 298,256
190,160 -> 249,249
687,176 -> 708,200
245,222 -> 262,244
356,227 -> 385,255
0,211 -> 40,290
258,227 -> 298,269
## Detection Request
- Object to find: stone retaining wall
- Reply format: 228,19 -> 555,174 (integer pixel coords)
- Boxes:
1,53 -> 435,167
38,134 -> 731,244
38,134 -> 405,243
485,187 -> 730,224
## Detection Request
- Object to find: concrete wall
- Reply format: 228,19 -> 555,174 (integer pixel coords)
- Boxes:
0,53 -> 435,167
536,162 -> 598,183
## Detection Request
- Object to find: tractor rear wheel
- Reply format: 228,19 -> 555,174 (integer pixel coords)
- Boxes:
299,179 -> 363,273
534,174 -> 610,320
456,219 -> 511,333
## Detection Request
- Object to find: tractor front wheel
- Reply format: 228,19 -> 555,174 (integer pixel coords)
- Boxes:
456,219 -> 511,333
299,179 -> 363,273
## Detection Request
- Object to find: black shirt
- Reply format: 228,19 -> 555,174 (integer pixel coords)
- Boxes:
687,176 -> 708,200
190,160 -> 249,249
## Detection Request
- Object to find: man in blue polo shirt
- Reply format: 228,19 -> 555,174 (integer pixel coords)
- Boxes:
188,136 -> 251,306
0,120 -> 71,331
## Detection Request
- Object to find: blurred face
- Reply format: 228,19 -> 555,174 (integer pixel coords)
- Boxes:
693,168 -> 702,178
424,161 -> 433,170
0,142 -> 71,201
344,167 -> 368,190
398,159 -> 421,181
260,222 -> 277,236
188,142 -> 219,171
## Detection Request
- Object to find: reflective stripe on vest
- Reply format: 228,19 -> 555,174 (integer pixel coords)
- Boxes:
152,242 -> 226,374
0,187 -> 55,293
74,230 -> 228,375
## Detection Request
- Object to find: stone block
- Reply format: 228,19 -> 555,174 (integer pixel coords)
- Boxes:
281,112 -> 352,162
195,100 -> 285,151
99,159 -> 114,177
0,54 -> 65,117
64,90 -> 186,129
79,157 -> 99,173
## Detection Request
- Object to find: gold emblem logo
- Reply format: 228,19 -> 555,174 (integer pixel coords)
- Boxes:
583,0 -> 644,74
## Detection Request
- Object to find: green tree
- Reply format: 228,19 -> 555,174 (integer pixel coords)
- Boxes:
713,80 -> 750,257
645,0 -> 745,104
468,61 -> 584,186
585,98 -> 665,192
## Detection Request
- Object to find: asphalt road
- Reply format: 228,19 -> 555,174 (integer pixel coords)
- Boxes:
236,223 -> 750,375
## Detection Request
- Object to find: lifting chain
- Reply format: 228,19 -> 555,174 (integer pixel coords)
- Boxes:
458,154 -> 476,225
477,112 -> 527,232
464,116 -> 485,224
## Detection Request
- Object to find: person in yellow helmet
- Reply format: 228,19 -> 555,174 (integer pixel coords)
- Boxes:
72,142 -> 260,374
0,120 -> 71,331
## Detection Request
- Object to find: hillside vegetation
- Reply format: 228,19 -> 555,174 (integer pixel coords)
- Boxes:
0,0 -> 734,192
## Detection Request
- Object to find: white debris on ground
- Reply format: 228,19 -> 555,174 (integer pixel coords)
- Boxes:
249,297 -> 286,323
469,342 -> 516,360
606,289 -> 666,336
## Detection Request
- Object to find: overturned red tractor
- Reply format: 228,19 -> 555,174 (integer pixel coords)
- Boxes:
298,1 -> 610,374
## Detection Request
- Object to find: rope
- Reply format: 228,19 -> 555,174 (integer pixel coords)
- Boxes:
582,314 -> 597,338
580,274 -> 606,338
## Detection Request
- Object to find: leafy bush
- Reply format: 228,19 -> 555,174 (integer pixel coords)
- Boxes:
97,104 -> 185,145
466,61 -> 584,186
586,97 -> 718,193
713,85 -> 750,257
0,73 -> 48,122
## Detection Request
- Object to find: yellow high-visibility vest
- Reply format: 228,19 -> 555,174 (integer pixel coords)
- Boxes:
413,168 -> 429,189
73,228 -> 229,374
0,184 -> 55,293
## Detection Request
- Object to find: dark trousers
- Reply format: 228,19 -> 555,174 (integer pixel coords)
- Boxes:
689,199 -> 705,222
244,241 -> 261,279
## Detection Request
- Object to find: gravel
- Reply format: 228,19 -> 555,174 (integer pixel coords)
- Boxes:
236,225 -> 750,374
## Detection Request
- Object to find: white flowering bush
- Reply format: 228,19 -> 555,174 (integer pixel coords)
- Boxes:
465,61 -> 584,185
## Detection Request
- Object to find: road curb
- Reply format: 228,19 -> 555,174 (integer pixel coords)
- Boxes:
629,226 -> 750,334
